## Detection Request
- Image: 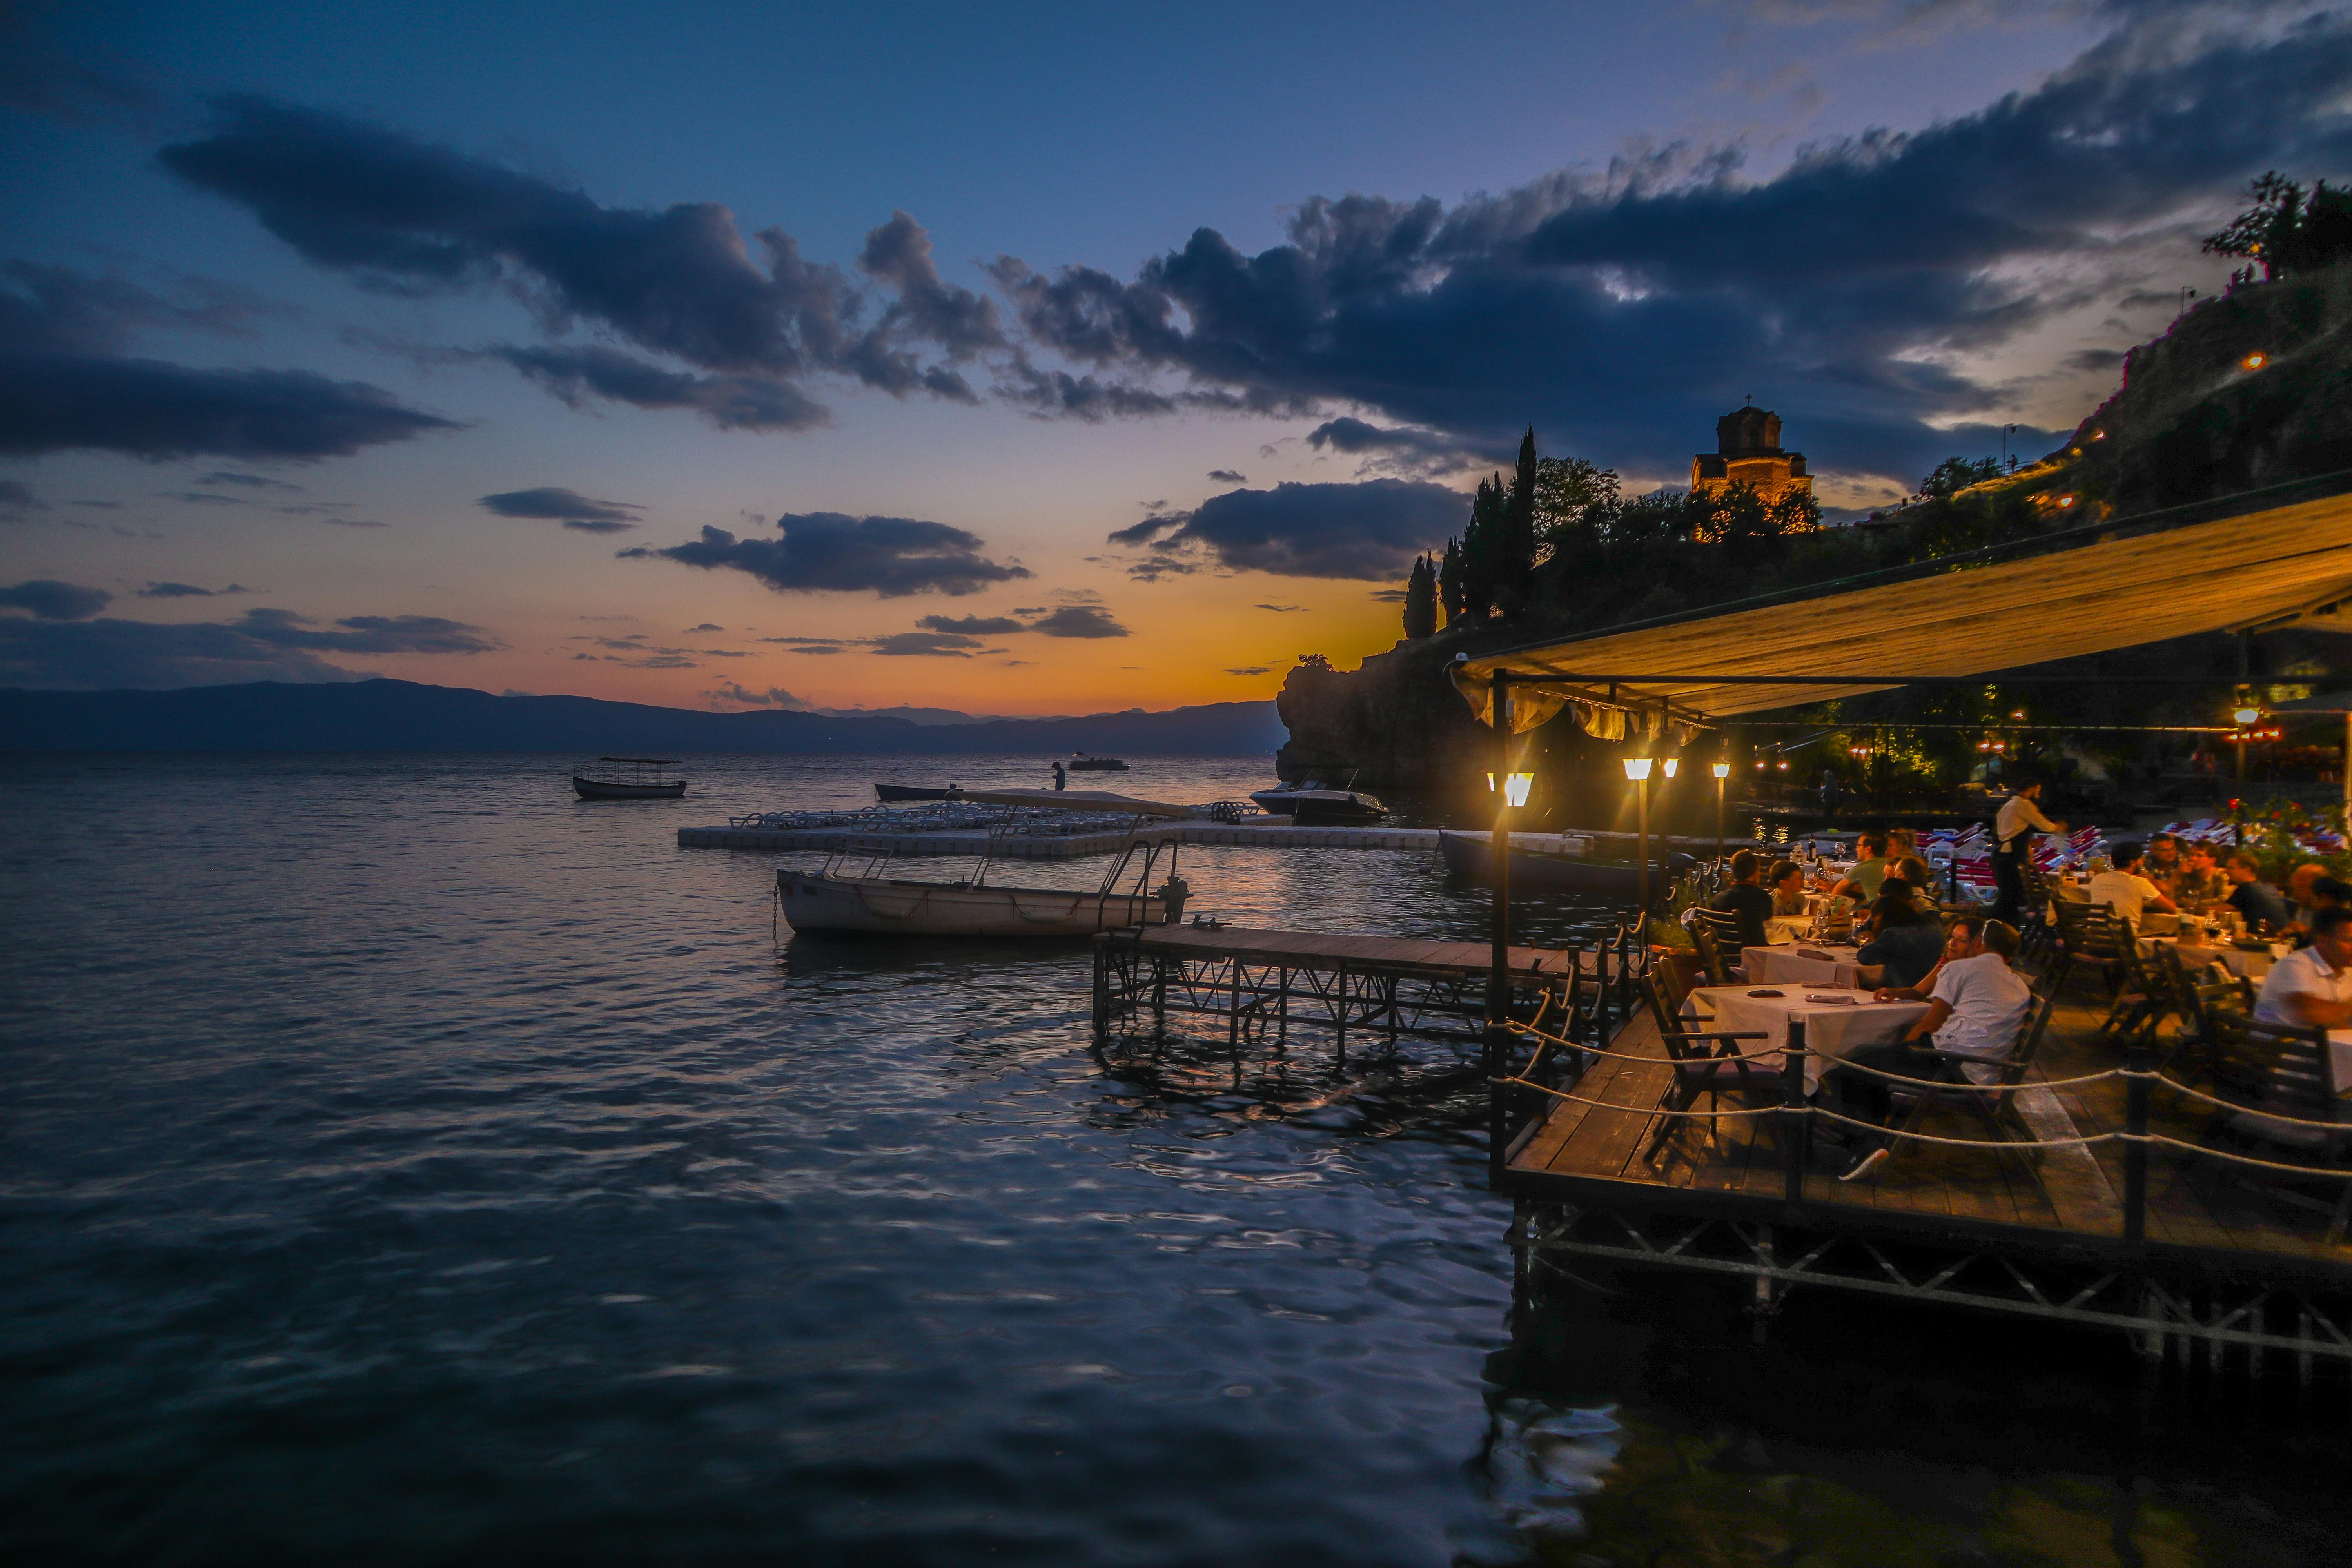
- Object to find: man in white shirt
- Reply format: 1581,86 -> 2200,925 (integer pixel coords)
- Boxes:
1991,779 -> 2065,926
2085,841 -> 2176,933
1829,918 -> 2035,1179
2252,907 -> 2352,1029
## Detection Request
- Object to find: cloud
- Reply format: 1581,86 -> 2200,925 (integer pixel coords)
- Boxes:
138,581 -> 250,597
1254,603 -> 1308,612
198,470 -> 301,490
1305,417 -> 1478,477
0,604 -> 495,688
916,613 -> 1028,635
0,259 -> 460,460
625,512 -> 1030,597
1114,479 -> 1460,580
991,10 -> 2352,479
1223,666 -> 1272,677
1026,604 -> 1129,638
0,579 -> 112,619
1367,587 -> 1410,602
479,485 -> 641,532
869,630 -> 987,657
484,344 -> 828,432
1207,469 -> 1247,484
684,622 -> 724,633
0,479 -> 47,520
705,681 -> 808,708
161,98 -> 994,425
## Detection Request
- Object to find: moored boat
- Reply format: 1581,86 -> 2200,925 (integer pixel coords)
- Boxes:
1437,831 -> 1691,896
1248,784 -> 1385,825
1066,753 -> 1129,771
875,782 -> 958,801
572,757 -> 687,799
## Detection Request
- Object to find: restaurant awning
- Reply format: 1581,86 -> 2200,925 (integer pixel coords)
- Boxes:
1455,488 -> 2352,734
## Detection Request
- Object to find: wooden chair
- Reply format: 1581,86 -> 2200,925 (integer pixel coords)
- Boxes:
2100,931 -> 2174,1043
2049,901 -> 2131,999
1884,988 -> 2061,1168
1687,920 -> 1738,987
2199,1013 -> 2352,1242
1635,973 -> 1775,1163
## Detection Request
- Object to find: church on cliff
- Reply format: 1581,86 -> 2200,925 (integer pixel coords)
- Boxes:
1691,404 -> 1811,505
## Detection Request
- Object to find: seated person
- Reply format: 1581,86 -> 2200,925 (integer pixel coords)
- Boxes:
1831,830 -> 1891,906
2286,862 -> 2329,929
1855,888 -> 1944,988
2172,842 -> 2229,911
2139,832 -> 2187,899
1872,921 -> 1978,1003
1886,827 -> 1920,862
1828,919 -> 2034,1178
1890,855 -> 1940,913
2224,853 -> 2293,933
1767,859 -> 1808,916
2251,906 -> 2352,1028
1706,849 -> 1775,950
2086,841 -> 2175,931
2283,876 -> 2352,948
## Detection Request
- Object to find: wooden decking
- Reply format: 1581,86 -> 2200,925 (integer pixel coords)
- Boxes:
1505,987 -> 2352,1283
1133,924 -> 1586,982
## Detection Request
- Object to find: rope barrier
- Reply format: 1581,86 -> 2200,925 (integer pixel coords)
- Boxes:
1807,1103 -> 2125,1150
1489,1075 -> 1786,1118
2140,1134 -> 2352,1180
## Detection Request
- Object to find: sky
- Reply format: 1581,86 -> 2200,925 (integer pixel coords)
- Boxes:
5,0 -> 2350,715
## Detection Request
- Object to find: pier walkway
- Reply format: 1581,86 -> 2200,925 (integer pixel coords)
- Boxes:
681,822 -> 1606,857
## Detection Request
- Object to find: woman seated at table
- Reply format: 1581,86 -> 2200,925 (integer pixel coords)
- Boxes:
1870,921 -> 1977,1002
1768,860 -> 1808,917
1854,885 -> 1944,988
1890,855 -> 1940,914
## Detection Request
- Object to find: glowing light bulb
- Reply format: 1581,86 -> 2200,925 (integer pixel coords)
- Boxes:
1711,762 -> 1731,779
1622,757 -> 1653,782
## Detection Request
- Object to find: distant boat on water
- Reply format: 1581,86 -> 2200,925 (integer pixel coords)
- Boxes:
1065,753 -> 1129,771
572,757 -> 687,799
875,782 -> 958,801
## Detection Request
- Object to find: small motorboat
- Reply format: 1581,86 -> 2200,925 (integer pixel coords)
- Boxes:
1437,831 -> 1691,897
778,788 -> 1196,938
572,757 -> 686,799
1249,782 -> 1385,825
1066,753 -> 1130,771
875,782 -> 958,802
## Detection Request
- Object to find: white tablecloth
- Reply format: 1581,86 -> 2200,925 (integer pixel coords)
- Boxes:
1688,984 -> 1932,1089
1763,915 -> 1815,944
1744,944 -> 1870,989
2144,936 -> 2287,981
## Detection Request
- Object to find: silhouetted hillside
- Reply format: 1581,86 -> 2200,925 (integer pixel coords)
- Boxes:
0,679 -> 1286,754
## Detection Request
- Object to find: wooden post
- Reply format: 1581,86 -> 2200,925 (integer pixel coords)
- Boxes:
1782,1020 -> 1809,1207
2125,1041 -> 2151,1243
1488,669 -> 1513,1191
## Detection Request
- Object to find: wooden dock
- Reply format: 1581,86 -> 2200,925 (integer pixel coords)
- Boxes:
679,822 -> 1602,857
1503,986 -> 2352,1370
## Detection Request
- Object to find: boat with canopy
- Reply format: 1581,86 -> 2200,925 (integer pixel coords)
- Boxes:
776,788 -> 1198,937
572,757 -> 687,799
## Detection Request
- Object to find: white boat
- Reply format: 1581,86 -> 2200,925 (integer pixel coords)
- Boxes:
1248,782 -> 1384,825
775,788 -> 1199,938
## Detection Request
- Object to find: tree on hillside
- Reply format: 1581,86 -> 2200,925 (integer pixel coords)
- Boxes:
1438,536 -> 1465,628
2204,171 -> 2352,279
1495,427 -> 1540,620
1460,475 -> 1504,622
1402,554 -> 1437,639
1920,456 -> 2003,499
1534,454 -> 1620,558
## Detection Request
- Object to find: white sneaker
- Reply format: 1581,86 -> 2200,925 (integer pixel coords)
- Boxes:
1838,1147 -> 1890,1183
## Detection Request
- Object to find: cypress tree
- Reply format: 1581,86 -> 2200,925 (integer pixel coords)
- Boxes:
1402,554 -> 1437,639
1461,475 -> 1502,622
1438,537 -> 1465,628
1497,426 -> 1539,620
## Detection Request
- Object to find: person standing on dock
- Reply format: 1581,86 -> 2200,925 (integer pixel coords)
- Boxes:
1991,778 -> 2064,926
1052,761 -> 1066,791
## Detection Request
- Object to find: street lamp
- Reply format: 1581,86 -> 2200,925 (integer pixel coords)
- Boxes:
1486,771 -> 1534,808
1624,754 -> 1655,921
1711,758 -> 1731,867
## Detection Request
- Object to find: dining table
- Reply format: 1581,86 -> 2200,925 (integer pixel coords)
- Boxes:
1686,983 -> 1934,1091
2143,935 -> 2289,982
1743,942 -> 1872,990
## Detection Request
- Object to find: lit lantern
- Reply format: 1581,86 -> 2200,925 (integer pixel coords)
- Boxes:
1486,771 -> 1534,806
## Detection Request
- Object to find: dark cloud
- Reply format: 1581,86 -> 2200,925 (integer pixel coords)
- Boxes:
706,681 -> 808,708
1115,479 -> 1460,581
1224,665 -> 1272,676
684,622 -> 724,633
625,512 -> 1030,598
991,13 -> 2352,478
479,486 -> 642,534
0,259 -> 458,461
0,579 -> 112,619
0,604 -> 495,688
1027,604 -> 1129,638
485,344 -> 827,432
1254,603 -> 1308,612
1207,469 -> 1247,483
161,99 -> 990,425
869,630 -> 986,657
1367,587 -> 1410,602
138,581 -> 250,597
916,613 -> 1028,635
0,479 -> 46,519
1305,417 -> 1478,476
198,470 -> 301,490
162,490 -> 250,505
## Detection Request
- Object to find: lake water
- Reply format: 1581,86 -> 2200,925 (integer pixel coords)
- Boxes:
5,752 -> 2349,1566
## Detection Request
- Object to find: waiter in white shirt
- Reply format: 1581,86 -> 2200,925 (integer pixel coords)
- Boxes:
1991,777 -> 2065,926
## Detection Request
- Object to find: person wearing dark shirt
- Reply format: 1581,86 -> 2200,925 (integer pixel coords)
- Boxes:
1856,884 -> 1945,987
1709,849 -> 1776,950
1768,860 -> 1808,916
2225,853 -> 2292,932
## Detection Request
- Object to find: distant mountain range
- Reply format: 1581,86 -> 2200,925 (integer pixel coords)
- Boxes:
0,679 -> 1287,755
